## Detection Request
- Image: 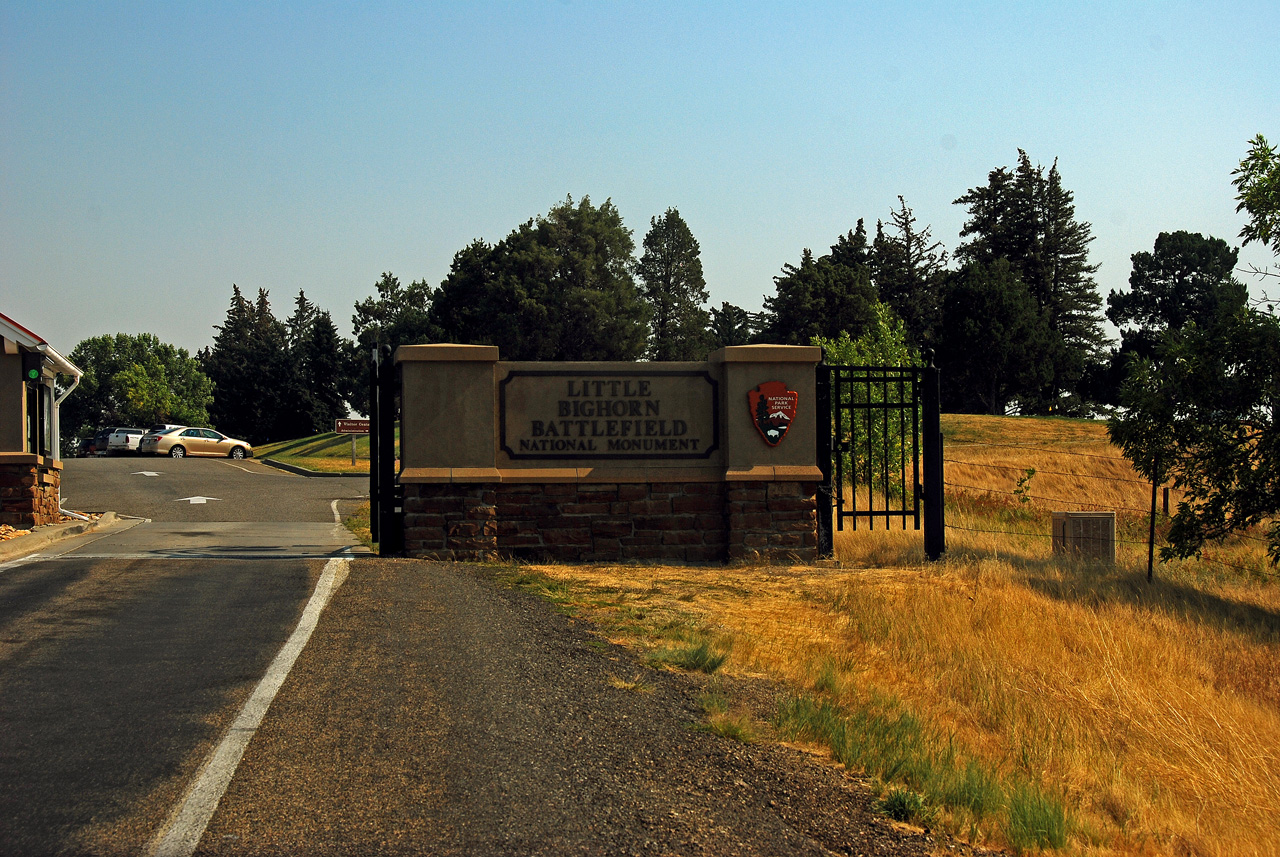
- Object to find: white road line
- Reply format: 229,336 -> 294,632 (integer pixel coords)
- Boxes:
147,556 -> 351,857
330,499 -> 341,524
0,554 -> 41,573
219,461 -> 259,474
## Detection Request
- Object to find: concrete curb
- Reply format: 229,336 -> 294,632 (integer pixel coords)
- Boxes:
0,511 -> 128,563
261,458 -> 364,478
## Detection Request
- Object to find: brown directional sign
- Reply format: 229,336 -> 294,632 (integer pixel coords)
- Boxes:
335,419 -> 370,434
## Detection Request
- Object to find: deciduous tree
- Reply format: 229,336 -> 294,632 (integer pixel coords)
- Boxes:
1233,133 -> 1280,257
1109,301 -> 1279,565
431,196 -> 648,361
1110,139 -> 1280,566
62,333 -> 213,434
760,247 -> 877,345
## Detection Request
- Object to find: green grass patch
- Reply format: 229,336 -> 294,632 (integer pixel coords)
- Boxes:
774,691 -> 1072,847
256,426 -> 398,474
878,787 -> 933,825
646,639 -> 727,673
502,569 -> 576,610
1006,782 -> 1070,851
696,687 -> 757,743
342,501 -> 374,551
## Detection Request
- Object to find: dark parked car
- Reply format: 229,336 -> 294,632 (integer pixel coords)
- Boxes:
85,428 -> 116,457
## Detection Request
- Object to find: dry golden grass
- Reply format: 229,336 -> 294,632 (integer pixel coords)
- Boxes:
504,414 -> 1280,856
943,413 -> 1170,516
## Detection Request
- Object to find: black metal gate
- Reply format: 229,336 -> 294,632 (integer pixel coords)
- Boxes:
816,361 -> 944,560
369,344 -> 404,555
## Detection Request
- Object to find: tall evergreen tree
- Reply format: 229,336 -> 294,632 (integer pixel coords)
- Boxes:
301,307 -> 348,432
707,302 -> 758,349
827,220 -> 871,271
202,286 -> 292,444
954,151 -> 1104,413
870,197 -> 948,348
937,260 -> 1052,415
634,208 -> 711,360
275,290 -> 350,436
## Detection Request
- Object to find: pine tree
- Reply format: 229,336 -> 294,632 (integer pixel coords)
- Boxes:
203,286 -> 292,444
870,197 -> 947,348
634,208 -> 711,360
708,302 -> 758,349
302,308 -> 348,432
937,260 -> 1052,415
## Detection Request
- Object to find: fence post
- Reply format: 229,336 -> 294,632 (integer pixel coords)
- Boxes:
922,362 -> 945,561
816,364 -> 834,558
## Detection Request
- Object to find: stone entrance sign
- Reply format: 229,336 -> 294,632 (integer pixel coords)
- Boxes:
396,344 -> 822,564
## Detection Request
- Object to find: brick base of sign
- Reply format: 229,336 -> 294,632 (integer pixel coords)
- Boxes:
0,463 -> 61,528
401,480 -> 819,564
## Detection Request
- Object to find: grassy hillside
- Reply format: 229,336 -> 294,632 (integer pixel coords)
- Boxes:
257,430 -> 395,474
494,414 -> 1279,856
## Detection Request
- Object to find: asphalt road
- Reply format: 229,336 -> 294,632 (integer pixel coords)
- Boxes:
1,457 -> 945,855
0,457 -> 370,856
58,456 -> 368,523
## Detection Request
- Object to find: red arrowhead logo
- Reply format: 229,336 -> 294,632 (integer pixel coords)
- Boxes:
748,381 -> 798,447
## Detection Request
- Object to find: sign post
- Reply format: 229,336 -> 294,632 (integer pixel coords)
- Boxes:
335,418 -> 370,465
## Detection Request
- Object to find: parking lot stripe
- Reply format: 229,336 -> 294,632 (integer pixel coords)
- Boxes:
147,556 -> 351,857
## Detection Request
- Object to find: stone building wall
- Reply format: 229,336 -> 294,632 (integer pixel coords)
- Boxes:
0,461 -> 61,528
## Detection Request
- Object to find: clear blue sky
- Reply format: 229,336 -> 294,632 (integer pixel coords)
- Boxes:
2,1 -> 1276,357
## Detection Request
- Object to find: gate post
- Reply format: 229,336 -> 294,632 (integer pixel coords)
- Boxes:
815,363 -> 834,557
922,361 -> 945,561
369,346 -> 380,543
376,344 -> 404,555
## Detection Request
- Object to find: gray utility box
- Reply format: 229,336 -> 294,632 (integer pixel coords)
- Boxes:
1052,511 -> 1116,563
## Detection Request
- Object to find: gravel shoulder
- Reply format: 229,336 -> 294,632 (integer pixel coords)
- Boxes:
197,558 -> 970,856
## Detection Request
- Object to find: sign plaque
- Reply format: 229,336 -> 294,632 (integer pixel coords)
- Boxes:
335,419 -> 370,434
499,370 -> 719,460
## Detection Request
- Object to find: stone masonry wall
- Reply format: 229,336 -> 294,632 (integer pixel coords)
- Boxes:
0,463 -> 61,528
403,480 -> 818,564
727,481 -> 819,561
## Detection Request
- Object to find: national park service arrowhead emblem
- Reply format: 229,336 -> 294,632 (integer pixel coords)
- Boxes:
748,381 -> 799,447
